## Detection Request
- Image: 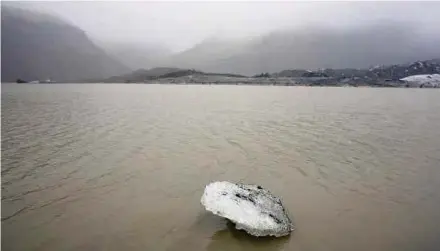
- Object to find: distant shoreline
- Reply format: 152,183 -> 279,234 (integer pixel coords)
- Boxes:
6,60 -> 440,88
5,81 -> 437,88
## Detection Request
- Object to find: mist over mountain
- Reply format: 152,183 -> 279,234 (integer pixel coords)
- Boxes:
154,37 -> 251,70
97,41 -> 172,70
155,24 -> 440,75
2,2 -> 440,81
1,6 -> 128,82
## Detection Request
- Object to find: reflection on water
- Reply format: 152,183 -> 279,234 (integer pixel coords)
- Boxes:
2,84 -> 440,251
206,221 -> 290,251
165,212 -> 289,251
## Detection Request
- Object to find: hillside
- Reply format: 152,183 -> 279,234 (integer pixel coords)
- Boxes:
1,6 -> 128,82
98,67 -> 247,83
101,67 -> 183,83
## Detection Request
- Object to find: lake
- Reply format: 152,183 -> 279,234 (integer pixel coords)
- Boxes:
2,84 -> 440,251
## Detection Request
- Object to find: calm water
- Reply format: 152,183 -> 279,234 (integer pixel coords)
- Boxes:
2,84 -> 440,251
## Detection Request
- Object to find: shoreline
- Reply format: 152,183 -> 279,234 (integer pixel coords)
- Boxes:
5,82 -> 438,88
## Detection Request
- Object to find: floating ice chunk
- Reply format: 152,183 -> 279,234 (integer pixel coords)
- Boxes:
201,181 -> 294,237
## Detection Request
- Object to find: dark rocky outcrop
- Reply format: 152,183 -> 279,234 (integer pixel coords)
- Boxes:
16,78 -> 27,83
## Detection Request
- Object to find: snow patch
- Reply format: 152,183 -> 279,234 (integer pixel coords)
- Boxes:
401,74 -> 440,87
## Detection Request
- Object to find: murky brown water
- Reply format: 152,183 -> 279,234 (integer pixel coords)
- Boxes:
2,84 -> 440,251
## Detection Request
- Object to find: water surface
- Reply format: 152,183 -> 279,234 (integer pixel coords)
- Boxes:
2,84 -> 440,251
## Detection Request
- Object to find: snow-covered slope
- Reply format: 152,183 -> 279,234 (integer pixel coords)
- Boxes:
401,74 -> 440,87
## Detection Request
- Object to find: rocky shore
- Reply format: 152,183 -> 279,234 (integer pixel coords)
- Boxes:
140,74 -> 438,88
98,59 -> 440,88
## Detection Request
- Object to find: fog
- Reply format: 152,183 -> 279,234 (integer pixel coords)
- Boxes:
8,1 -> 440,52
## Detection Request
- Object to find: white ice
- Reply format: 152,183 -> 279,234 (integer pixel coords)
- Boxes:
201,181 -> 294,237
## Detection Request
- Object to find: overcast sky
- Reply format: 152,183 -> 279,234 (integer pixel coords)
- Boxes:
9,1 -> 440,52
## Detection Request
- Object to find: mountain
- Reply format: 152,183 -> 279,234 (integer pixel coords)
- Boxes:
156,24 -> 440,76
158,37 -> 251,69
97,41 -> 172,70
3,4 -> 438,80
1,6 -> 128,82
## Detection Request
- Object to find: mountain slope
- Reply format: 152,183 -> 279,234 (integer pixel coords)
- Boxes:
1,6 -> 128,82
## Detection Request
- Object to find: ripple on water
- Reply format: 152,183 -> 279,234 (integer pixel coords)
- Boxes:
2,84 -> 440,251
